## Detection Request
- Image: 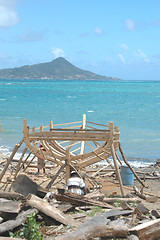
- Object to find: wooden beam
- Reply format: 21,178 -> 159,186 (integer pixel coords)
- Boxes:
0,139 -> 24,183
111,144 -> 124,196
65,149 -> 70,183
129,219 -> 160,240
80,114 -> 86,154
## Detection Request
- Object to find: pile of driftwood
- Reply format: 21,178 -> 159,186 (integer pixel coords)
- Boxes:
0,173 -> 160,240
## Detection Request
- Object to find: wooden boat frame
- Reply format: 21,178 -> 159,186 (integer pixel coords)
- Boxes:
0,114 -> 145,195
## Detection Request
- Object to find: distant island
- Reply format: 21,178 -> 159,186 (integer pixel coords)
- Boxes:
0,57 -> 120,80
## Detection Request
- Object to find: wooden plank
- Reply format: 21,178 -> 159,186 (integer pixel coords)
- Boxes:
80,114 -> 86,154
29,131 -> 110,141
129,219 -> 160,240
0,198 -> 22,213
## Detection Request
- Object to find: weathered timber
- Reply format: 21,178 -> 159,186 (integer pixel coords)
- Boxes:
133,186 -> 146,200
103,197 -> 140,204
56,225 -> 129,240
127,235 -> 140,240
0,191 -> 25,200
54,192 -> 113,208
26,194 -> 78,226
56,209 -> 132,240
0,198 -> 22,213
0,208 -> 38,233
111,143 -> 124,196
129,218 -> 160,240
12,174 -> 48,197
0,238 -> 23,240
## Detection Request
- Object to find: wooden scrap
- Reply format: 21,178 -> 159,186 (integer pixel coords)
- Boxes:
146,196 -> 158,203
0,198 -> 22,213
0,191 -> 25,200
54,192 -> 113,209
103,197 -> 140,204
0,208 -> 38,234
127,235 -> 139,240
0,238 -> 23,240
26,194 -> 78,226
129,218 -> 160,240
133,186 -> 146,200
151,210 -> 160,219
12,174 -> 48,197
136,203 -> 149,215
56,209 -> 132,240
121,201 -> 133,210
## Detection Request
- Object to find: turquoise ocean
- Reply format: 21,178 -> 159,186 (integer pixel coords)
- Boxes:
0,79 -> 160,167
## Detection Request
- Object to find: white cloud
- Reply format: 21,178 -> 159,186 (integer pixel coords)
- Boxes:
94,27 -> 103,35
51,47 -> 65,59
0,0 -> 19,28
135,49 -> 149,62
125,19 -> 136,31
120,43 -> 129,51
118,54 -> 126,63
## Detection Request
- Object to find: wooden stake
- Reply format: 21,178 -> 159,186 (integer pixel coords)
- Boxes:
65,149 -> 70,183
111,144 -> 124,196
80,114 -> 86,154
0,139 -> 24,183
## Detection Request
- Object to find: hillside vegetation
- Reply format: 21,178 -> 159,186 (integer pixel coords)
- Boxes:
0,57 -> 119,80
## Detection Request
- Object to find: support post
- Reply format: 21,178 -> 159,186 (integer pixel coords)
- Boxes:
0,139 -> 24,183
65,149 -> 70,183
80,114 -> 86,154
111,144 -> 124,196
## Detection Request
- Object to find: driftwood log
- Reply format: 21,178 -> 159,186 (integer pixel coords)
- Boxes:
26,194 -> 78,226
129,218 -> 160,240
0,208 -> 38,234
56,209 -> 132,240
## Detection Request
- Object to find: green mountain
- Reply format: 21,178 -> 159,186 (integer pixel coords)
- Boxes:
0,57 -> 119,80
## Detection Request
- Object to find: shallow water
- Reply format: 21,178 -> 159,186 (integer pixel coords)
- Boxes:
0,79 -> 159,167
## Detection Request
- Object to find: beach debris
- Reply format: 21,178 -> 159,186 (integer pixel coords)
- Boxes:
103,196 -> 141,204
55,209 -> 133,240
54,191 -> 113,209
12,174 -> 48,197
25,193 -> 78,226
129,218 -> 160,240
151,210 -> 160,219
0,208 -> 38,234
0,191 -> 25,200
0,198 -> 22,214
133,186 -> 146,200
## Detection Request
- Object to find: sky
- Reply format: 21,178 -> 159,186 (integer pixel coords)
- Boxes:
0,0 -> 160,80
